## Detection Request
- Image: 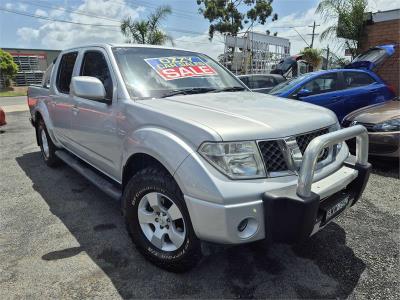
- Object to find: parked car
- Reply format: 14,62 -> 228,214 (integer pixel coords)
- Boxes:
270,54 -> 311,78
269,44 -> 396,122
237,74 -> 285,93
28,44 -> 371,272
342,98 -> 399,158
0,107 -> 6,126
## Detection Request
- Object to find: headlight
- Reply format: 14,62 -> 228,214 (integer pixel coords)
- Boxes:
198,141 -> 266,179
373,118 -> 400,132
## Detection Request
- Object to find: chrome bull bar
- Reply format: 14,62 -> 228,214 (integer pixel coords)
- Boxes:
297,125 -> 369,198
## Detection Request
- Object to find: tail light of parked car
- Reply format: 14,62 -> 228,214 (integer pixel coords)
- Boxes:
0,107 -> 6,126
387,84 -> 396,96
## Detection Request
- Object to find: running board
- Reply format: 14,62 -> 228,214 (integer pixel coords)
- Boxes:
55,150 -> 122,201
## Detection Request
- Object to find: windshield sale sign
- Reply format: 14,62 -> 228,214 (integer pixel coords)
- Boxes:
144,56 -> 217,80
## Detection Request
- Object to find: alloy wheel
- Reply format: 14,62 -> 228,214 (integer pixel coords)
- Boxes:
137,192 -> 186,251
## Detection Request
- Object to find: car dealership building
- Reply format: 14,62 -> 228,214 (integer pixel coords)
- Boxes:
2,48 -> 60,87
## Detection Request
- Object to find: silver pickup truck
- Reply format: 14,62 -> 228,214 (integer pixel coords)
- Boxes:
28,44 -> 371,272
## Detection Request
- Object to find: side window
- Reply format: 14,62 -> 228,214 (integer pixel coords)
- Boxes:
56,52 -> 78,93
343,72 -> 375,88
42,63 -> 53,89
240,77 -> 249,86
302,73 -> 339,95
252,77 -> 275,89
80,51 -> 113,100
247,77 -> 256,89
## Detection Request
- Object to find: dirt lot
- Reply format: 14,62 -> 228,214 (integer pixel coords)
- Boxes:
1,108 -> 399,299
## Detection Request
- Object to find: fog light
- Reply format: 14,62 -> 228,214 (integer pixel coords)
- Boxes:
237,219 -> 248,232
237,217 -> 258,239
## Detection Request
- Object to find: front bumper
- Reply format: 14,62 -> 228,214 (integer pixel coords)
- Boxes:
178,125 -> 370,244
262,160 -> 370,243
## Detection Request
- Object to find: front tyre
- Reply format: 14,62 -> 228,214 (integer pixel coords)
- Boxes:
122,167 -> 202,272
37,119 -> 60,167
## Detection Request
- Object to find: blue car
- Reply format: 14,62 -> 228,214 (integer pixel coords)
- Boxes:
269,44 -> 396,121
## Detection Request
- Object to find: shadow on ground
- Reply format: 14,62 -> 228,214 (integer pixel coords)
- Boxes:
369,157 -> 399,179
16,151 -> 367,299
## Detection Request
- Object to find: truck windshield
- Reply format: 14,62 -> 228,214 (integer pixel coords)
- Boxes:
112,47 -> 245,99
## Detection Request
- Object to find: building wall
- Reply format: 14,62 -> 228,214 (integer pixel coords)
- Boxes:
359,18 -> 400,96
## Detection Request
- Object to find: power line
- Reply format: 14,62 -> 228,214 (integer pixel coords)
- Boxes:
0,7 -> 120,27
292,27 -> 310,47
0,6 -> 209,36
0,5 -> 225,46
19,0 -> 122,23
27,0 -> 201,22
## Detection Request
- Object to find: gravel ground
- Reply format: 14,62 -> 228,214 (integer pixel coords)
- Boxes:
0,109 -> 399,299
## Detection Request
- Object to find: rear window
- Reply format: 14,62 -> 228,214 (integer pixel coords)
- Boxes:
343,72 -> 375,88
56,52 -> 78,94
252,76 -> 276,89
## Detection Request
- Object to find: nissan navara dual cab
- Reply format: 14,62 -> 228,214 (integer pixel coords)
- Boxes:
28,44 -> 371,272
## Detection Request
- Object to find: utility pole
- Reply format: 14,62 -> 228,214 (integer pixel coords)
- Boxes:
325,46 -> 330,69
308,21 -> 320,48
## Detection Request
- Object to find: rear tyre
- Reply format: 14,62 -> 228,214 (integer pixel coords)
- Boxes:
37,119 -> 60,168
122,166 -> 202,272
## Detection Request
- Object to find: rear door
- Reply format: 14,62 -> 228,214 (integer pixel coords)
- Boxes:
293,72 -> 346,119
51,51 -> 78,146
341,71 -> 384,114
69,47 -> 120,179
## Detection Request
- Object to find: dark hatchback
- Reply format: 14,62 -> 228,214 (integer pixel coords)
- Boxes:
237,74 -> 286,94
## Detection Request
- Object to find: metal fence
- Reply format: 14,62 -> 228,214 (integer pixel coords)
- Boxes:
12,55 -> 44,86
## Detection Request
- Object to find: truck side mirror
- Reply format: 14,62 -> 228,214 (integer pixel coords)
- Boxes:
297,88 -> 311,99
70,76 -> 107,102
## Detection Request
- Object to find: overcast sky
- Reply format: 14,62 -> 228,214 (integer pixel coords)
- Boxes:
0,0 -> 398,58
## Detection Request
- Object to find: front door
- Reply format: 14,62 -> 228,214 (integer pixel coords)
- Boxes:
69,48 -> 121,180
295,72 -> 345,120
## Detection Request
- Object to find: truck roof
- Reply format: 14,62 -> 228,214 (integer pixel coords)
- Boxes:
62,43 -> 191,53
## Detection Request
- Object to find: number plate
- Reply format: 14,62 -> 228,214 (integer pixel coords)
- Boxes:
326,196 -> 350,221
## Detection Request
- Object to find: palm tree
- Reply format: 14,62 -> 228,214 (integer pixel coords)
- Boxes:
301,47 -> 322,69
316,0 -> 367,58
121,5 -> 174,46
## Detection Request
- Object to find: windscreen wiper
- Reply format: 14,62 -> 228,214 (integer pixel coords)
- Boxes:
209,86 -> 247,93
160,87 -> 217,98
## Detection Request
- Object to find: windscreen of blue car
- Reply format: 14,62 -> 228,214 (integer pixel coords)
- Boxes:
269,73 -> 314,95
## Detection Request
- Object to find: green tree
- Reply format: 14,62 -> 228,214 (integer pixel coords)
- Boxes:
121,5 -> 174,45
301,47 -> 323,69
197,0 -> 278,39
0,49 -> 18,88
316,0 -> 367,57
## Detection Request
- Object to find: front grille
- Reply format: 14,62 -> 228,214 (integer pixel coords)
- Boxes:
258,127 -> 331,174
296,128 -> 330,161
258,140 -> 287,172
